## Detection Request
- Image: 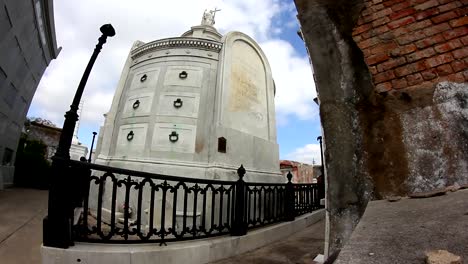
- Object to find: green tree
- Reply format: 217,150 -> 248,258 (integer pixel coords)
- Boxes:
14,135 -> 51,189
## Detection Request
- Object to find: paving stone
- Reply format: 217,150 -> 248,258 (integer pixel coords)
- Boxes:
386,196 -> 402,202
425,249 -> 462,264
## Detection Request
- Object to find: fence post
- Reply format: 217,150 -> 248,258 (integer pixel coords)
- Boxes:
231,165 -> 247,236
285,172 -> 295,221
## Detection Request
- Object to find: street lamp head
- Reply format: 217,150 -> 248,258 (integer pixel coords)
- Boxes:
100,24 -> 116,37
317,136 -> 322,141
92,132 -> 97,136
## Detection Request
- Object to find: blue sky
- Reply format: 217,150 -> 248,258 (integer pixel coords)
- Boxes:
28,0 -> 322,165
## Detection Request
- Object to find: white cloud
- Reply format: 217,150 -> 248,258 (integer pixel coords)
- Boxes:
285,143 -> 322,165
30,0 -> 318,136
261,40 -> 317,124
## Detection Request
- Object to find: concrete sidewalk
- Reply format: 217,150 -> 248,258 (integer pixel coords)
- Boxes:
0,188 -> 48,264
213,219 -> 325,264
335,189 -> 468,264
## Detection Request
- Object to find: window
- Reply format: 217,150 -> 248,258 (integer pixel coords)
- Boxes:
217,137 -> 226,153
2,148 -> 14,165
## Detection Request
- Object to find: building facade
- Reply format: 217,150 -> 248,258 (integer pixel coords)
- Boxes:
25,120 -> 61,161
95,12 -> 282,183
0,0 -> 59,189
279,160 -> 318,183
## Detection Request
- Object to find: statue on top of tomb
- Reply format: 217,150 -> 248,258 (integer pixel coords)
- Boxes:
201,8 -> 221,26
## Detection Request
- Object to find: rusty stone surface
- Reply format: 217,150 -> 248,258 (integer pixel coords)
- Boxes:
295,0 -> 373,255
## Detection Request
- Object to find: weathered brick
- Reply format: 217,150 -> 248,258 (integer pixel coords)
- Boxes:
374,25 -> 390,35
375,82 -> 392,92
377,57 -> 407,72
353,34 -> 363,42
423,23 -> 451,36
443,27 -> 468,40
421,69 -> 438,80
362,14 -> 376,24
464,70 -> 468,82
406,80 -> 436,90
373,0 -> 383,4
369,66 -> 378,75
383,0 -> 405,7
454,6 -> 468,17
401,43 -> 418,54
371,4 -> 385,12
356,16 -> 365,26
449,16 -> 468,28
362,8 -> 372,17
434,39 -> 463,53
438,0 -> 453,4
425,53 -> 454,67
393,26 -> 410,37
391,78 -> 408,89
415,34 -> 445,48
439,72 -> 465,82
431,11 -> 458,24
361,30 -> 374,40
414,8 -> 439,20
389,8 -> 416,20
363,0 -> 372,8
391,1 -> 410,11
406,73 -> 424,85
395,61 -> 426,76
359,36 -> 381,49
438,2 -> 462,13
451,60 -> 466,72
367,53 -> 390,65
415,0 -> 439,11
412,0 -> 431,4
461,35 -> 468,46
363,48 -> 372,57
407,47 -> 436,62
388,16 -> 416,29
372,8 -> 393,20
390,44 -> 417,57
372,16 -> 391,27
452,47 -> 468,59
406,19 -> 433,32
374,70 -> 396,83
436,64 -> 454,76
378,32 -> 397,41
354,23 -> 372,35
370,42 -> 398,55
397,30 -> 426,45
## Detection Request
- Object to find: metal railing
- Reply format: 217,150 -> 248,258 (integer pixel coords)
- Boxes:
58,159 -> 323,245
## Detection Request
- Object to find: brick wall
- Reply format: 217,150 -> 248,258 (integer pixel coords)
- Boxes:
352,0 -> 468,92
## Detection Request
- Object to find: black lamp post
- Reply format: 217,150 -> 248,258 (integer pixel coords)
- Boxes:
55,24 -> 115,159
88,131 -> 97,162
44,24 -> 115,249
317,136 -> 324,177
317,136 -> 325,201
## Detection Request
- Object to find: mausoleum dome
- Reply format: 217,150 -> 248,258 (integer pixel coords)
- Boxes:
181,25 -> 222,41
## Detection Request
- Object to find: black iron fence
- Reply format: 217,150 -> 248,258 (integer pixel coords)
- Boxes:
55,159 -> 323,245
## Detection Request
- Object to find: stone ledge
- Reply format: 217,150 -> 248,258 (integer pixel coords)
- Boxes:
41,209 -> 325,264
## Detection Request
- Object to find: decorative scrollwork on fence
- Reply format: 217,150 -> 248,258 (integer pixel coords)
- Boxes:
67,160 -> 322,245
